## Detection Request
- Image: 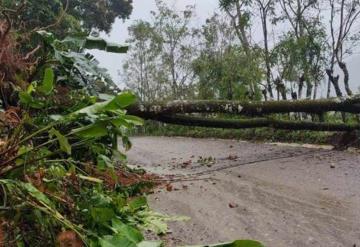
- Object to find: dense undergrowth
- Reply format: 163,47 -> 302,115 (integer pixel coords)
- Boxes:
0,74 -> 164,246
0,24 -> 169,246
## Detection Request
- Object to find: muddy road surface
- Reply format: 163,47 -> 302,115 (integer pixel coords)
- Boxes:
127,137 -> 360,247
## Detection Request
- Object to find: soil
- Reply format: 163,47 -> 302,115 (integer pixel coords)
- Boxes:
127,136 -> 360,247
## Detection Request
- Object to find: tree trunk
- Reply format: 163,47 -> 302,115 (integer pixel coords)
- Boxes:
327,78 -> 331,98
274,78 -> 287,100
326,69 -> 343,97
313,81 -> 318,100
127,95 -> 360,117
298,75 -> 305,99
306,81 -> 313,99
151,114 -> 360,132
260,8 -> 274,99
262,89 -> 268,101
338,61 -> 352,96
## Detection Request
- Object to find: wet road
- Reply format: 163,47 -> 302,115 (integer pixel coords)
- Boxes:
127,137 -> 360,247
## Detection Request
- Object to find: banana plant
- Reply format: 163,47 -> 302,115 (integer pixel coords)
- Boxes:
36,31 -> 127,95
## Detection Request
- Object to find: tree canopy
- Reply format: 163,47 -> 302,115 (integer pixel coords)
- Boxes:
1,0 -> 133,36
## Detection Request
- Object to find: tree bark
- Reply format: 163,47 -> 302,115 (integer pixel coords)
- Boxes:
150,115 -> 360,132
298,75 -> 305,99
338,61 -> 352,96
259,2 -> 274,99
327,78 -> 331,98
306,81 -> 313,99
326,69 -> 343,98
127,95 -> 360,117
274,78 -> 286,100
262,89 -> 268,101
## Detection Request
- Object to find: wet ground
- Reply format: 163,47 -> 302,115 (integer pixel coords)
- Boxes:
127,136 -> 360,247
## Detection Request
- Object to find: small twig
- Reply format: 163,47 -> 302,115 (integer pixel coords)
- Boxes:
23,45 -> 41,61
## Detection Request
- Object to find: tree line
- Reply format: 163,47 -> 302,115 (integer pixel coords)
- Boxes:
122,0 -> 360,103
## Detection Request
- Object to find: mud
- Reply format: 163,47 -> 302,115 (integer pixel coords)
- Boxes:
127,136 -> 360,247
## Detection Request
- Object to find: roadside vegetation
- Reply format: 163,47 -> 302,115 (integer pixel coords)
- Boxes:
135,121 -> 332,145
0,7 -> 164,244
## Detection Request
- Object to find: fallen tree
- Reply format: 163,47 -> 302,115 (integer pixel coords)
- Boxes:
152,115 -> 360,132
126,96 -> 360,132
127,96 -> 360,117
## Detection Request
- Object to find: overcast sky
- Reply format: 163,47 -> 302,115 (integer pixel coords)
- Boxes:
91,0 -> 360,94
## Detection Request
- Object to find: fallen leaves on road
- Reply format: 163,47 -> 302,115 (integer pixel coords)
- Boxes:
227,155 -> 238,161
182,160 -> 192,168
229,203 -> 239,208
166,183 -> 173,192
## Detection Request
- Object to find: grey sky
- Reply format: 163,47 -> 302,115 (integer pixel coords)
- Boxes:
91,0 -> 360,94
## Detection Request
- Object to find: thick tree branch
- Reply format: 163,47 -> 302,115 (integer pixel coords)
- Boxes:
148,115 -> 360,132
127,96 -> 360,117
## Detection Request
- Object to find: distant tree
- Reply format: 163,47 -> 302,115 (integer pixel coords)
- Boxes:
275,0 -> 326,99
68,0 -> 133,33
219,0 -> 252,52
272,32 -> 326,100
219,0 -> 275,99
151,0 -> 198,99
123,0 -> 198,100
193,14 -> 236,99
326,0 -> 360,97
255,0 -> 276,100
122,21 -> 165,102
193,14 -> 263,101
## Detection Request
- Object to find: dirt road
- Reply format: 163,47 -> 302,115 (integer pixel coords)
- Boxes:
127,137 -> 360,247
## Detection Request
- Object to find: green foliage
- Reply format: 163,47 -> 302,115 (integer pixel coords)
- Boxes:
84,37 -> 129,53
38,68 -> 55,95
123,2 -> 262,102
136,120 -> 332,145
123,0 -> 198,101
49,128 -> 72,155
121,0 -> 348,103
1,0 -> 133,36
36,31 -> 126,95
194,45 -> 263,101
272,30 -> 326,95
61,35 -> 129,53
0,68 -> 168,246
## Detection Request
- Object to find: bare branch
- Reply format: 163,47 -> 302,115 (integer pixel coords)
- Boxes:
36,0 -> 69,31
